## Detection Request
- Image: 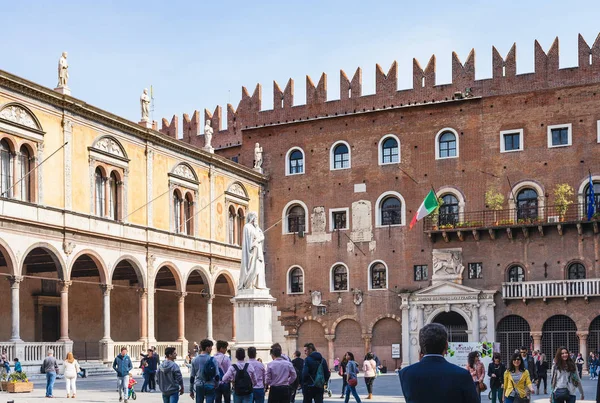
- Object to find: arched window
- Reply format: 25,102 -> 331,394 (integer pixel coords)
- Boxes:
439,194 -> 459,226
332,143 -> 350,169
289,267 -> 304,293
507,265 -> 525,282
109,172 -> 118,220
381,137 -> 399,164
228,206 -> 236,244
237,208 -> 245,245
585,182 -> 600,217
94,167 -> 105,216
332,265 -> 348,291
516,188 -> 538,220
381,196 -> 402,225
438,131 -> 457,158
567,262 -> 585,280
19,145 -> 31,202
184,193 -> 194,236
0,139 -> 13,198
370,262 -> 387,290
173,191 -> 183,233
287,205 -> 306,233
288,149 -> 304,175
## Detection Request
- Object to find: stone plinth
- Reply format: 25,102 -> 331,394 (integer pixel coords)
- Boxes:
54,86 -> 71,96
139,120 -> 152,129
232,288 -> 276,362
204,145 -> 214,154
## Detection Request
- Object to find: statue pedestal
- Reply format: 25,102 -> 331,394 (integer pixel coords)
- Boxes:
253,167 -> 263,174
204,145 -> 214,154
54,86 -> 71,96
232,288 -> 276,362
139,120 -> 152,129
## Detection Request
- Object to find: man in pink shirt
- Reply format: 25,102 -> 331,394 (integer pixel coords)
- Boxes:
222,348 -> 256,403
266,347 -> 296,403
247,347 -> 266,403
215,341 -> 232,403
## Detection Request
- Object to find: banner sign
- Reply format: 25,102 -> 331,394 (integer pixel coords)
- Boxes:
391,343 -> 400,359
446,342 -> 500,394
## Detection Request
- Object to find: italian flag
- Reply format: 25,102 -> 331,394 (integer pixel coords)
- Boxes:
409,190 -> 439,229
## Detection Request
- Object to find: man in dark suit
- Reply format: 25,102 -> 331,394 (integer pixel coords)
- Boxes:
399,323 -> 479,403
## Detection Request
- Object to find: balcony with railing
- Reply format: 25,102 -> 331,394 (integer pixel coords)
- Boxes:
502,278 -> 600,301
423,203 -> 599,242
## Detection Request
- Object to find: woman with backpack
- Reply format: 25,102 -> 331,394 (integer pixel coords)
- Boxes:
221,348 -> 257,403
550,347 -> 584,403
362,353 -> 377,400
344,352 -> 361,403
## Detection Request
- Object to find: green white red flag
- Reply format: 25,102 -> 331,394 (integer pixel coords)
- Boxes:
409,190 -> 439,229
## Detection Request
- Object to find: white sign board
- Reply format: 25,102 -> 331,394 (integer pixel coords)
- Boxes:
391,344 -> 400,359
446,342 -> 500,395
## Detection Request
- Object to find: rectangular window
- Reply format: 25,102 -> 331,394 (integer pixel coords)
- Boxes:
500,129 -> 523,153
468,262 -> 483,279
547,124 -> 572,148
330,209 -> 348,231
414,265 -> 428,281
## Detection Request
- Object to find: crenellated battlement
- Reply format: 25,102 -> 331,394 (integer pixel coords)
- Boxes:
162,33 -> 600,150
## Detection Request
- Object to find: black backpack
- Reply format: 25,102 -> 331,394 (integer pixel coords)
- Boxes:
233,363 -> 253,396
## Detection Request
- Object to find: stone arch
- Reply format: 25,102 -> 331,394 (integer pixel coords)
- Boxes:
281,200 -> 310,234
92,135 -> 128,159
154,262 -> 184,292
0,236 -> 17,276
213,270 -> 236,341
294,316 -> 328,334
331,315 -> 365,335
374,191 -> 407,227
171,162 -> 198,182
184,266 -> 212,294
436,186 -> 466,221
378,134 -> 401,165
20,242 -> 67,280
371,316 -> 402,367
425,306 -> 472,331
541,314 -> 578,358
227,181 -> 248,198
110,255 -> 145,288
296,319 -> 329,360
508,179 -> 546,219
0,102 -> 43,131
496,315 -> 531,365
67,249 -> 109,284
212,269 -> 236,296
333,318 -> 364,362
285,147 -> 306,175
434,127 -> 459,159
368,314 -> 401,334
330,140 -> 351,170
286,265 -> 305,294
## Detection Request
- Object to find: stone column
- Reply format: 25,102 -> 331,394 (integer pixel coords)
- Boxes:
400,293 -> 411,367
207,295 -> 214,340
363,334 -> 372,355
531,332 -> 542,353
486,302 -> 496,341
100,284 -> 113,341
577,331 -> 589,371
177,292 -> 187,342
325,335 -> 335,367
139,288 -> 148,344
104,177 -> 109,217
416,304 -> 425,328
59,281 -> 72,341
147,287 -> 156,343
231,303 -> 237,341
9,276 -> 23,341
471,304 -> 480,342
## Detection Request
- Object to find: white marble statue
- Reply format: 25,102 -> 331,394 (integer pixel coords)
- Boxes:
140,89 -> 151,122
238,212 -> 266,290
57,52 -> 69,88
204,120 -> 213,149
253,143 -> 263,170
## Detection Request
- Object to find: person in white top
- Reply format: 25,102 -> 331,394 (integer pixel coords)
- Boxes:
63,352 -> 81,398
362,353 -> 377,400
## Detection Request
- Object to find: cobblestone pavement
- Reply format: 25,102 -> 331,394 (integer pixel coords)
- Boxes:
4,372 -> 598,403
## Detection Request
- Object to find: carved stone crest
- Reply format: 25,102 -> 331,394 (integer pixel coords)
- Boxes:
353,289 -> 363,306
423,304 -> 435,317
62,241 -> 75,256
173,164 -> 195,180
459,303 -> 473,319
432,248 -> 465,284
311,290 -> 322,306
94,137 -> 125,157
311,206 -> 326,234
0,105 -> 39,129
480,314 -> 488,330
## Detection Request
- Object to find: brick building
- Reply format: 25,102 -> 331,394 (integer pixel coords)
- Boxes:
173,33 -> 600,368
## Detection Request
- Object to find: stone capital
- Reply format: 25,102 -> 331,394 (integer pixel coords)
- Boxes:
530,331 -> 543,338
100,284 -> 114,295
178,292 -> 188,301
362,333 -> 372,341
206,294 -> 215,303
9,275 -> 24,287
576,331 -> 589,339
137,287 -> 148,298
60,280 -> 73,291
324,335 -> 335,342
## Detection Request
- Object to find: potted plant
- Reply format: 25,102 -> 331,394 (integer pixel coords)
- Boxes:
485,187 -> 504,225
554,183 -> 574,221
7,371 -> 33,393
1,371 -> 7,391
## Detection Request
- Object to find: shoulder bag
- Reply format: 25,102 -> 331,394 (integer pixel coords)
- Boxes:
508,374 -> 529,403
550,365 -> 570,402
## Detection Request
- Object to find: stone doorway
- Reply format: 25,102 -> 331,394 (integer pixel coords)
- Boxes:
432,311 -> 468,342
42,306 -> 60,341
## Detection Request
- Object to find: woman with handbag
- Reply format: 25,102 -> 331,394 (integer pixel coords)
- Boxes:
362,353 -> 377,400
343,352 -> 361,403
488,352 -> 506,403
503,352 -> 535,403
339,356 -> 348,398
466,351 -> 486,402
550,347 -> 584,403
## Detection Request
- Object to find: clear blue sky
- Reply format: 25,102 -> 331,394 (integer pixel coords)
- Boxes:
3,1 -> 599,133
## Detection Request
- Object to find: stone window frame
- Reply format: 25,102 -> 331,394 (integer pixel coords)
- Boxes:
368,260 -> 388,291
434,127 -> 460,160
565,260 -> 586,280
168,162 -> 200,236
436,187 -> 466,224
413,265 -> 428,281
89,135 -> 129,221
375,191 -> 406,228
329,207 -> 349,231
281,199 -> 310,235
468,262 -> 483,279
576,175 -> 600,219
225,182 -> 249,246
286,265 -> 305,295
506,264 -> 526,282
329,262 -> 349,292
0,102 -> 45,204
547,123 -> 572,148
330,140 -> 351,171
499,128 -> 524,153
378,134 -> 401,165
508,180 -> 545,221
285,146 -> 305,176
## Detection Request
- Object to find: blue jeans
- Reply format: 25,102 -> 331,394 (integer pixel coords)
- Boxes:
490,387 -> 502,403
142,371 -> 149,392
195,385 -> 216,403
252,388 -> 265,403
163,392 -> 180,403
45,372 -> 57,397
344,384 -> 361,403
233,394 -> 253,403
216,384 -> 231,403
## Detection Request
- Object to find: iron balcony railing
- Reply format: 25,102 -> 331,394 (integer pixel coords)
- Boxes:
502,278 -> 600,300
423,203 -> 599,231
